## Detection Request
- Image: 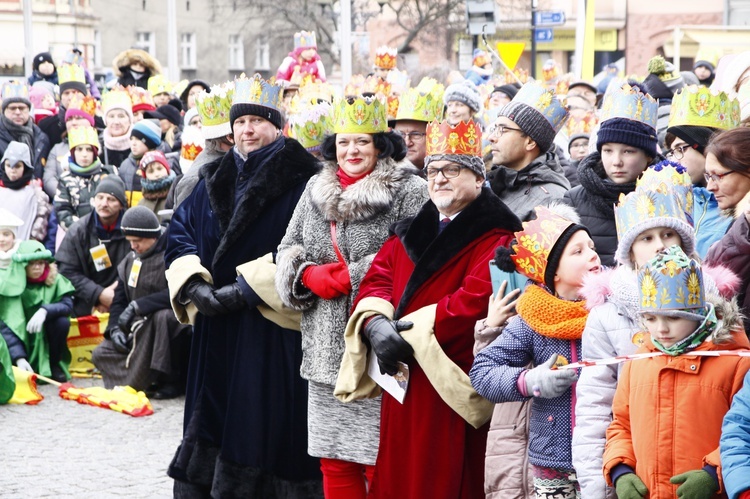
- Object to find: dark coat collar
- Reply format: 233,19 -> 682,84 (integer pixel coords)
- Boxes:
391,187 -> 522,317
203,137 -> 320,266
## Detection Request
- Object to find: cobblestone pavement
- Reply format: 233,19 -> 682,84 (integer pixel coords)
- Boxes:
0,377 -> 183,498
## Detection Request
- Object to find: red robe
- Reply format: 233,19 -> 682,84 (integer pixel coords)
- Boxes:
354,189 -> 520,499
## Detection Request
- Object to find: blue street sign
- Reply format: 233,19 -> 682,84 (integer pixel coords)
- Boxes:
534,10 -> 566,26
534,28 -> 554,43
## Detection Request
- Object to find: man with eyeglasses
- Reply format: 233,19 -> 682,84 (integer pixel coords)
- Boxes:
337,119 -> 521,498
0,81 -> 51,180
487,81 -> 571,222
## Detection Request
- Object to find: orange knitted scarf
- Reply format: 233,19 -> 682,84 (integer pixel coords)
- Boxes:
516,284 -> 589,340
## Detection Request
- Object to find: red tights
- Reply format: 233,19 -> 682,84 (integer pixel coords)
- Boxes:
319,457 -> 375,499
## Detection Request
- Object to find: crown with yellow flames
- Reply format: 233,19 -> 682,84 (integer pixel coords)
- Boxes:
374,46 -> 398,70
600,83 -> 659,130
294,31 -> 317,49
395,77 -> 445,123
668,85 -> 740,131
565,112 -> 598,135
332,95 -> 387,134
127,86 -> 156,113
67,94 -> 99,118
505,68 -> 529,84
232,73 -> 283,111
614,161 -> 695,265
196,81 -> 234,139
510,206 -> 578,284
1,81 -> 29,102
147,75 -> 173,96
58,64 -> 86,85
102,89 -> 133,115
289,101 -> 333,151
425,120 -> 482,157
68,126 -> 100,150
344,75 -> 391,99
296,76 -> 335,104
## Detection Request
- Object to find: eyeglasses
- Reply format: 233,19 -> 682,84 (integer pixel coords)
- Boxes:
704,170 -> 736,183
666,144 -> 694,161
425,164 -> 464,179
394,130 -> 426,142
488,123 -> 524,138
5,105 -> 29,113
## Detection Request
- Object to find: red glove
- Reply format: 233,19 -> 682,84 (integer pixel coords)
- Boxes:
302,262 -> 351,300
740,490 -> 750,499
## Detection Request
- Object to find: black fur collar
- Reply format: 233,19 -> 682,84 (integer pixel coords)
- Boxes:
203,138 -> 320,266
391,187 -> 522,317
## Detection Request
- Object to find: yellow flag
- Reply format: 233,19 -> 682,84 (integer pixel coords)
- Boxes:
9,367 -> 44,405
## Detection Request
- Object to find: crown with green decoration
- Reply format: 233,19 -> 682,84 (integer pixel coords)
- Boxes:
148,75 -> 173,96
332,95 -> 387,134
68,126 -> 100,150
196,81 -> 234,138
1,80 -> 29,101
395,77 -> 445,122
668,85 -> 740,130
289,101 -> 333,151
232,73 -> 283,112
294,31 -> 317,49
58,64 -> 85,85
600,83 -> 658,129
638,245 -> 704,313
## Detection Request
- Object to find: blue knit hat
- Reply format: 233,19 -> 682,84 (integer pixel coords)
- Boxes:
597,117 -> 658,158
131,119 -> 161,150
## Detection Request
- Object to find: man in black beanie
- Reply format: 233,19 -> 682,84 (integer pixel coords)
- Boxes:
92,206 -> 191,399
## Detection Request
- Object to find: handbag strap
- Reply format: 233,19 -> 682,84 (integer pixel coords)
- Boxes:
330,221 -> 347,265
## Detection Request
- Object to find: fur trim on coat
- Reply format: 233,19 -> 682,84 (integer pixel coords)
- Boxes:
112,49 -> 162,76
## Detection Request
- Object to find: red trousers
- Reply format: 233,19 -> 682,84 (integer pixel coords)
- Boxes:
319,457 -> 375,499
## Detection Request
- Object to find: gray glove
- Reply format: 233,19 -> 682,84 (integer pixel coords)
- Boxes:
524,354 -> 578,399
26,308 -> 48,334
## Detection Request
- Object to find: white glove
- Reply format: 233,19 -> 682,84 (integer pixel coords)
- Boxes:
26,308 -> 48,334
524,354 -> 578,399
16,358 -> 34,373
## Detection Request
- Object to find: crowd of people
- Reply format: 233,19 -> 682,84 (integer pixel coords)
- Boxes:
1,32 -> 750,499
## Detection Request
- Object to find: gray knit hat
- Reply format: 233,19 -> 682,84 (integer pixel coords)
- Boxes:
443,80 -> 482,113
424,153 -> 485,179
121,206 -> 161,239
0,141 -> 31,170
498,102 -> 556,153
94,175 -> 128,208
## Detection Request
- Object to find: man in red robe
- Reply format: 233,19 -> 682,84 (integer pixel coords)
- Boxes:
335,120 -> 522,498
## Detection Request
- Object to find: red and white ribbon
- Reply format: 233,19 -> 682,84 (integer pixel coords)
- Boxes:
556,350 -> 750,370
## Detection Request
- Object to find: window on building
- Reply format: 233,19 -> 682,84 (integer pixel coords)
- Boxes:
181,33 -> 197,69
135,31 -> 155,56
255,36 -> 270,71
229,34 -> 245,70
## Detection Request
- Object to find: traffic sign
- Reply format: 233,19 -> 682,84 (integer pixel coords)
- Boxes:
534,28 -> 554,43
534,10 -> 566,27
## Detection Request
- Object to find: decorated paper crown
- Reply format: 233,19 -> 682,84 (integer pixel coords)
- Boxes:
128,86 -> 156,112
395,77 -> 445,122
599,83 -> 658,130
565,112 -> 598,135
296,76 -> 335,104
289,101 -> 333,151
102,89 -> 133,114
541,59 -> 561,85
332,95 -> 387,134
555,75 -> 572,96
1,81 -> 29,101
67,94 -> 99,118
386,69 -> 410,94
374,46 -> 398,70
425,120 -> 482,157
363,75 -> 391,97
638,245 -> 705,313
505,68 -> 529,84
510,205 -> 577,284
512,80 -> 569,134
68,126 -> 100,150
148,75 -> 173,96
614,161 -> 695,265
294,31 -> 317,49
196,82 -> 234,138
473,49 -> 491,68
232,73 -> 283,111
668,85 -> 740,131
180,125 -> 205,170
387,95 -> 399,121
58,64 -> 86,84
344,75 -> 365,97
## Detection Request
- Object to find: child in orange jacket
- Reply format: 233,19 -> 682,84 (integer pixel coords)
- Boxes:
603,245 -> 750,498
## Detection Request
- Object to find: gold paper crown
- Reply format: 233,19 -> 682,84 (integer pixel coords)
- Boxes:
232,73 -> 283,111
332,95 -> 387,134
511,206 -> 577,284
505,68 -> 529,84
395,77 -> 445,122
67,94 -> 99,118
196,82 -> 234,137
68,126 -> 100,150
565,112 -> 598,135
102,89 -> 133,115
425,120 -> 482,157
127,86 -> 156,112
344,75 -> 365,97
374,46 -> 397,70
148,75 -> 173,96
294,31 -> 317,49
297,77 -> 335,104
668,85 -> 740,131
58,64 -> 86,85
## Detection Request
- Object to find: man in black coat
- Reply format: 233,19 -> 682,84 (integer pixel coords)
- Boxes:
165,74 -> 322,497
0,84 -> 51,179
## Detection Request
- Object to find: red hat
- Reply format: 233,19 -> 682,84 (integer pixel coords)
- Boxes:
138,150 -> 170,176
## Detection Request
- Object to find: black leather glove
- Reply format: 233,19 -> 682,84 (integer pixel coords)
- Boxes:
213,282 -> 247,313
110,327 -> 132,354
181,278 -> 225,317
362,315 -> 414,375
117,301 -> 140,333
